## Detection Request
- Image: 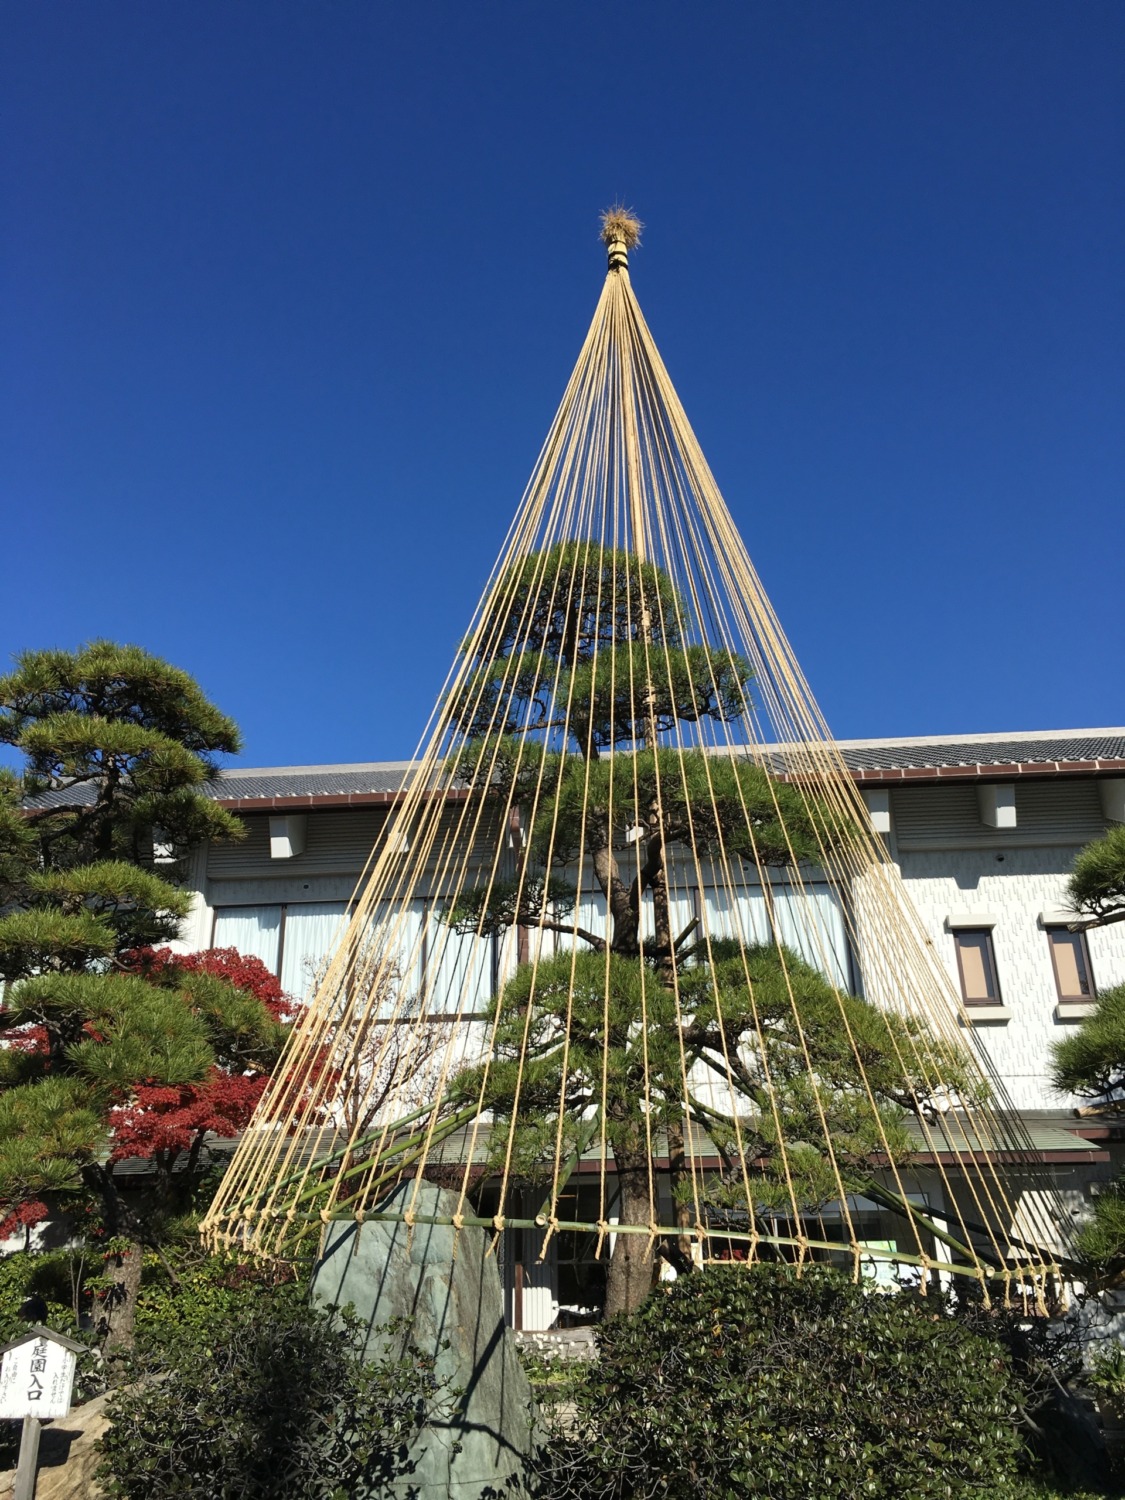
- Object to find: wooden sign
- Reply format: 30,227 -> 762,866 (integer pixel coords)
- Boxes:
0,1327 -> 79,1421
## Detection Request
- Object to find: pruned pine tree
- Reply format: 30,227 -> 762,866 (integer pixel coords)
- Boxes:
204,213 -> 1053,1310
1042,830 -> 1125,1279
0,643 -> 285,1347
443,548 -> 965,1317
1066,825 -> 1125,932
1049,986 -> 1125,1280
445,545 -> 841,978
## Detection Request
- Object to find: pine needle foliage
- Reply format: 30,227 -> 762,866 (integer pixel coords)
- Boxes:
451,945 -> 971,1212
0,640 -> 243,870
1042,831 -> 1125,1279
1051,983 -> 1125,1281
449,543 -> 748,751
1052,984 -> 1125,1102
1066,825 -> 1125,930
0,642 -> 282,1346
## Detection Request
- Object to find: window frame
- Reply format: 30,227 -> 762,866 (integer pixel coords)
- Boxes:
953,927 -> 1003,1008
1045,925 -> 1096,1006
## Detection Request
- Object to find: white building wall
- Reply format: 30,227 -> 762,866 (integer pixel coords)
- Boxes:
182,789 -> 1125,1115
893,843 -> 1125,1112
170,843 -> 215,954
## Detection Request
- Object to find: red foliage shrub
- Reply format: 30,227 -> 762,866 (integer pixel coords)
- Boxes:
0,1199 -> 48,1240
120,946 -> 299,1023
109,946 -> 298,1165
108,1070 -> 269,1163
0,1022 -> 49,1057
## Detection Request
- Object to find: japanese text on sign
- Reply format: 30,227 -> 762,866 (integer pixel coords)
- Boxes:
0,1336 -> 76,1421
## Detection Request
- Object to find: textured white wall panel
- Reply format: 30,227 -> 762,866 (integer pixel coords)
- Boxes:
895,845 -> 1125,1111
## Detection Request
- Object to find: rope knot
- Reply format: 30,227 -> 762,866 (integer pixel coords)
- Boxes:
541,1215 -> 560,1253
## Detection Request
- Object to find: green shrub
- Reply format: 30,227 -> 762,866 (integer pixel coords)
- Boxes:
0,1248 -> 104,1466
537,1263 -> 1030,1499
97,1262 -> 450,1500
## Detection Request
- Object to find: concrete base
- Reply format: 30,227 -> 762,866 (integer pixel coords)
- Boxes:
311,1184 -> 537,1499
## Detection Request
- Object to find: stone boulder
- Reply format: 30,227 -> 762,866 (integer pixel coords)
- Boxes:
312,1183 -> 537,1499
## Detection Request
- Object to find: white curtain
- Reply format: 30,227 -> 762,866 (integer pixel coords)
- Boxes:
553,891 -> 608,954
702,885 -> 772,947
212,906 -> 282,973
357,900 -> 426,1018
279,902 -> 349,1001
774,885 -> 850,988
701,883 -> 850,988
424,914 -> 493,1016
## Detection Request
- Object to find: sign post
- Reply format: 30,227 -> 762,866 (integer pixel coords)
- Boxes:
0,1325 -> 84,1500
14,1415 -> 42,1500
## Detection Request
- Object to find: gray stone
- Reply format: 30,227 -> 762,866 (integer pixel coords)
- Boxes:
311,1184 -> 537,1499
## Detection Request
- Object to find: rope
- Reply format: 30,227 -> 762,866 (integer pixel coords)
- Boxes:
200,227 -> 1069,1304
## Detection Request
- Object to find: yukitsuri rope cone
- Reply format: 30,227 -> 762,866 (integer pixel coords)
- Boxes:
203,209 -> 1069,1313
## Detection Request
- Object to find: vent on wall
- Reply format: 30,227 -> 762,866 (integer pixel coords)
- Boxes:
269,815 -> 307,859
207,811 -> 386,877
892,780 -> 1108,849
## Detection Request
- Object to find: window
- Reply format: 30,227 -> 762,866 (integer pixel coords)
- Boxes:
211,905 -> 282,972
210,899 -> 498,1013
953,929 -> 1002,1006
1046,927 -> 1095,1005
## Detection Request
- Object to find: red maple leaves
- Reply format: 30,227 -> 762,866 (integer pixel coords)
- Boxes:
108,1071 -> 270,1164
121,946 -> 299,1024
107,947 -> 297,1167
0,1199 -> 48,1242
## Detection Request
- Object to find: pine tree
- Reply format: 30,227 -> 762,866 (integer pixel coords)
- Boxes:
443,548 -> 965,1316
1046,828 -> 1125,1278
1065,825 -> 1125,932
0,643 -> 285,1347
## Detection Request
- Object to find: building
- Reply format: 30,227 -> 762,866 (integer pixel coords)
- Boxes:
176,727 -> 1125,1328
844,729 -> 1125,1112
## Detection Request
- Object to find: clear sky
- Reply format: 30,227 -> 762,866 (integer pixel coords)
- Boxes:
2,2 -> 1122,768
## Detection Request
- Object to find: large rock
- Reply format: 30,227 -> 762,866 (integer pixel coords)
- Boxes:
0,1392 -> 109,1500
312,1183 -> 537,1499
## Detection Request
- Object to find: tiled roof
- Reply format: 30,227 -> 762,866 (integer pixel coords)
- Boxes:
208,761 -> 423,803
20,761 -> 427,811
20,729 -> 1125,811
836,731 -> 1125,773
109,1106 -> 1105,1177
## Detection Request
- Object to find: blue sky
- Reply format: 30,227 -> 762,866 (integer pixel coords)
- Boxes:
2,3 -> 1122,768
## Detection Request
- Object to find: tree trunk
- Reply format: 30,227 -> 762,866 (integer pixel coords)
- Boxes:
593,838 -> 639,956
102,1240 -> 143,1352
644,809 -> 696,1248
648,830 -> 674,984
604,1151 -> 655,1319
86,1165 -> 145,1353
666,1119 -> 695,1251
